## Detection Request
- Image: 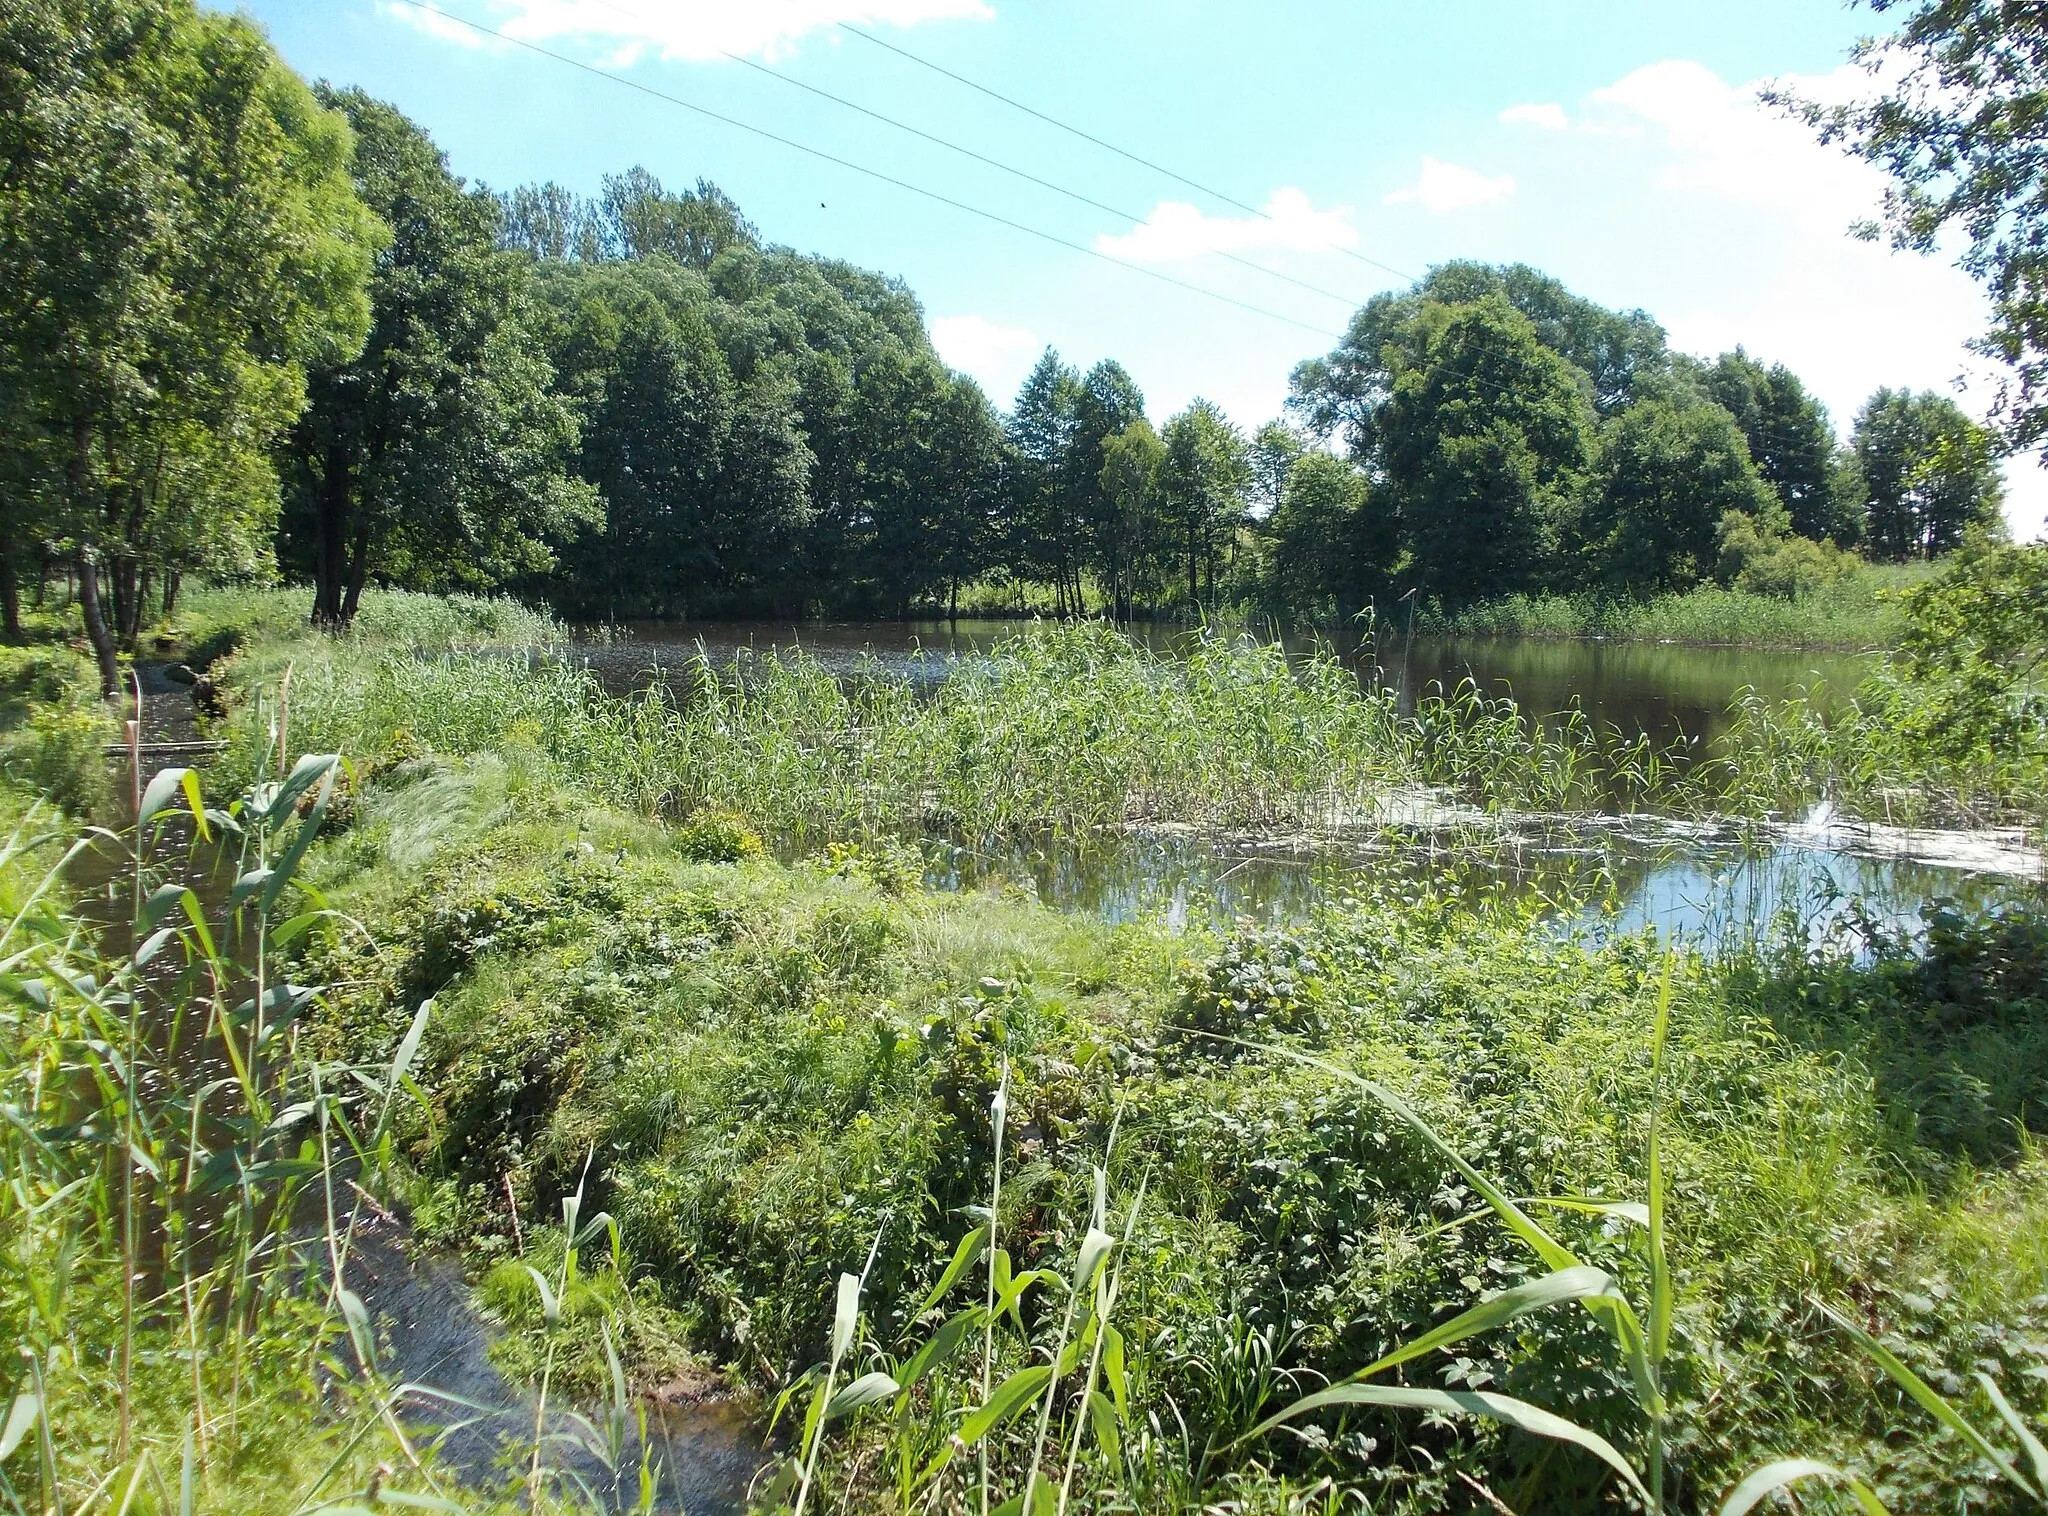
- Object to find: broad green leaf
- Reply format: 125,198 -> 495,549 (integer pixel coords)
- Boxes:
1719,1458 -> 1892,1516
525,1265 -> 560,1327
1974,1371 -> 2048,1495
134,927 -> 176,969
1103,1324 -> 1128,1420
266,753 -> 339,828
900,1308 -> 980,1390
140,883 -> 188,931
1243,1384 -> 1650,1505
138,767 -> 190,828
825,1371 -> 900,1420
1348,1266 -> 1616,1383
180,769 -> 209,841
1071,1227 -> 1116,1294
1648,956 -> 1674,1371
957,1366 -> 1053,1447
388,1000 -> 434,1097
1086,1389 -> 1121,1470
918,1224 -> 988,1315
0,1392 -> 39,1462
832,1271 -> 860,1362
261,771 -> 334,914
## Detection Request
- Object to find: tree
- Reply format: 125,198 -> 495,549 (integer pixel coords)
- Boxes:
1706,350 -> 1860,543
1248,420 -> 1307,520
1263,451 -> 1391,618
1290,263 -> 1661,453
1372,296 -> 1595,607
0,0 -> 378,689
597,168 -> 758,268
1159,400 -> 1250,608
1097,420 -> 1169,618
1853,389 -> 2005,560
1583,397 -> 1781,594
1070,360 -> 1147,613
1783,2 -> 2048,453
1006,350 -> 1085,611
279,90 -> 593,627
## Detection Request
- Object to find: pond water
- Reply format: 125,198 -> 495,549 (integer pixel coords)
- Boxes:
572,620 -> 2037,941
574,619 -> 1874,749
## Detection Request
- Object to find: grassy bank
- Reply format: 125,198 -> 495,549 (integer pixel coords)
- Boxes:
283,745 -> 2048,1514
1418,566 -> 1933,650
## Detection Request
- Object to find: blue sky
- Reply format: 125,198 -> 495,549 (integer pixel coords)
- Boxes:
236,0 -> 2045,537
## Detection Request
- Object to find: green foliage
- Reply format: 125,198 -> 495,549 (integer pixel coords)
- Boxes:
1585,398 -> 1781,595
279,87 -> 595,628
1852,389 -> 2005,561
673,805 -> 765,863
1372,294 -> 1597,606
0,0 -> 381,685
1784,0 -> 2048,454
1715,512 -> 1862,601
294,754 -> 2048,1514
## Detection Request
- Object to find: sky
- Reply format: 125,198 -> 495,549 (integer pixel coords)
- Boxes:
233,0 -> 2046,540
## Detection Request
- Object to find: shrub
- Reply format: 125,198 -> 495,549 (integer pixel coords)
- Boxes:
674,805 -> 765,863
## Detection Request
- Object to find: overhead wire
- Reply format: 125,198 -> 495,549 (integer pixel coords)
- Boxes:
380,0 -> 1836,461
378,0 -> 1346,340
835,21 -> 1422,285
564,0 -> 1372,309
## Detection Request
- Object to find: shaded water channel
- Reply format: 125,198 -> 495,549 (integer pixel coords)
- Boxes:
71,737 -> 768,1515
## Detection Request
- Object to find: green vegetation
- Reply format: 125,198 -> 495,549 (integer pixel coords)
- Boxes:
2,0 -> 2015,670
1419,562 -> 1931,650
273,733 -> 2046,1514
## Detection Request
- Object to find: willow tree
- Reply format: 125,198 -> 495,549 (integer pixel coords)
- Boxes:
0,0 -> 378,690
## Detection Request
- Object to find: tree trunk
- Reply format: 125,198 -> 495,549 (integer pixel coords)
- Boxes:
76,548 -> 120,699
109,554 -> 133,648
341,519 -> 372,625
0,538 -> 19,640
162,569 -> 180,620
313,450 -> 350,629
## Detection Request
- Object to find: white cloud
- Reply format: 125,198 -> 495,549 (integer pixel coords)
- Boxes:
394,0 -> 993,63
1500,101 -> 1569,131
381,1 -> 506,48
1093,187 -> 1357,264
930,314 -> 1040,400
1383,157 -> 1516,212
1573,58 -> 2048,537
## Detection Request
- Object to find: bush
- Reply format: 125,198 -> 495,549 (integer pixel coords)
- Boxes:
673,805 -> 764,863
1717,511 -> 1860,600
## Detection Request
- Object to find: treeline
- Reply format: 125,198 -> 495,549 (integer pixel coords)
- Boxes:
0,0 -> 2014,696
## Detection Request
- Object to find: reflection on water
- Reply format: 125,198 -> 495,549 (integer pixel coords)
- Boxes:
925,819 -> 2039,946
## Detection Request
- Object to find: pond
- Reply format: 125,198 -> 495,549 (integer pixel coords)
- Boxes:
570,620 -> 2037,943
574,619 -> 1874,749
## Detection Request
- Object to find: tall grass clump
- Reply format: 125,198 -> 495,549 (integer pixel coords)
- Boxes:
1423,565 -> 1928,651
226,621 -> 1707,846
0,699 -> 561,1511
173,585 -> 563,672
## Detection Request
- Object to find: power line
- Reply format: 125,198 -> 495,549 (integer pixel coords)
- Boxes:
380,0 -> 1345,341
566,0 -> 1370,310
836,21 -> 1422,286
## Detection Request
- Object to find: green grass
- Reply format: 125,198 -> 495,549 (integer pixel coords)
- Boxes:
286,750 -> 2048,1515
1421,565 -> 1934,650
207,620 -> 1692,844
